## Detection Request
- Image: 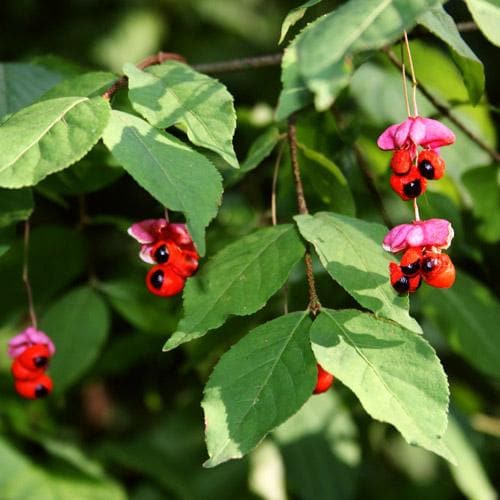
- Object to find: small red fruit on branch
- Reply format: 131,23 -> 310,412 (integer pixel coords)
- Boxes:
313,364 -> 334,395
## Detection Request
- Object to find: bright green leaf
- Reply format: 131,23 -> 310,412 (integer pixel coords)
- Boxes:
0,188 -> 33,227
294,212 -> 421,333
39,71 -> 117,100
0,63 -> 62,119
125,62 -> 238,168
296,0 -> 443,110
279,0 -> 324,44
462,165 -> 500,243
310,309 -> 454,462
464,0 -> 500,47
202,311 -> 316,467
418,6 -> 484,104
164,224 -> 306,351
40,286 -> 110,393
420,271 -> 500,379
0,96 -> 110,188
102,110 -> 223,255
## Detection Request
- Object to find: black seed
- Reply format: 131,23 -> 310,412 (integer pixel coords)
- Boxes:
401,260 -> 420,276
418,160 -> 435,179
35,385 -> 49,398
393,276 -> 409,294
150,269 -> 164,289
422,257 -> 438,273
154,244 -> 169,264
403,179 -> 422,198
33,356 -> 48,368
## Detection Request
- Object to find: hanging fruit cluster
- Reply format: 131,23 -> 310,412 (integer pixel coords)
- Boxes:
128,219 -> 199,297
8,327 -> 56,399
378,116 -> 457,293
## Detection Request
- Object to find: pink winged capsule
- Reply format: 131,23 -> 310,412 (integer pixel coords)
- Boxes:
8,327 -> 56,359
377,116 -> 455,151
383,218 -> 454,253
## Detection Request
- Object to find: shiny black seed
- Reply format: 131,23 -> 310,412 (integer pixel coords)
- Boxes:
422,257 -> 438,273
33,356 -> 48,368
393,276 -> 409,294
150,269 -> 164,289
403,179 -> 422,198
418,160 -> 435,179
35,385 -> 49,398
401,260 -> 420,276
154,244 -> 169,264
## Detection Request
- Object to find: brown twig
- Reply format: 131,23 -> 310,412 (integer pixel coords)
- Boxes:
192,53 -> 283,74
385,48 -> 500,163
287,115 -> 321,316
22,219 -> 37,329
102,52 -> 185,101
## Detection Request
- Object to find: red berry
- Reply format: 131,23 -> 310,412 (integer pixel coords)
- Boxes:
390,149 -> 412,175
146,265 -> 186,297
400,247 -> 423,276
390,166 -> 427,201
15,373 -> 53,399
417,150 -> 445,180
389,262 -> 421,293
421,252 -> 455,288
11,359 -> 46,381
17,344 -> 50,371
313,364 -> 334,394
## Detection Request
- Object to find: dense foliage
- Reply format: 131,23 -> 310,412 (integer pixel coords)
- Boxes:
0,0 -> 499,498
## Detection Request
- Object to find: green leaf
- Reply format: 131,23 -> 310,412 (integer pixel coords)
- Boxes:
418,6 -> 484,104
294,212 -> 421,333
0,63 -> 62,119
464,0 -> 500,47
420,271 -> 500,379
102,110 -> 222,255
0,188 -> 33,227
125,62 -> 238,168
279,0 -> 324,44
0,437 -> 126,500
0,96 -> 110,188
296,0 -> 443,110
40,286 -> 110,393
310,309 -> 454,462
39,71 -> 117,99
444,414 -> 497,500
297,143 -> 356,216
241,127 -> 282,173
462,165 -> 500,243
164,224 -> 306,351
202,311 -> 317,467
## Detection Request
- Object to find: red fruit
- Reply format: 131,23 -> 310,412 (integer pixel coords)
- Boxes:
417,150 -> 445,180
15,373 -> 53,399
390,149 -> 412,175
150,240 -> 199,278
11,359 -> 45,381
400,247 -> 423,276
389,262 -> 421,294
146,265 -> 186,297
313,364 -> 334,394
17,344 -> 50,371
390,166 -> 427,201
421,252 -> 455,288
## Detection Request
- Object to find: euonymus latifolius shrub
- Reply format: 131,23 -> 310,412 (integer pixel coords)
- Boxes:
0,0 -> 499,498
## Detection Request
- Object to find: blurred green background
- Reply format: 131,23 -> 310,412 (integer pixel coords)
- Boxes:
0,0 -> 499,499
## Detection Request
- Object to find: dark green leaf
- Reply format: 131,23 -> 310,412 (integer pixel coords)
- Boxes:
420,271 -> 500,379
241,127 -> 282,173
202,312 -> 316,466
294,212 -> 421,333
39,71 -> 117,100
0,188 -> 33,227
125,62 -> 238,168
102,110 -> 222,255
164,224 -> 306,351
40,286 -> 110,392
310,309 -> 453,462
279,0 -> 324,44
0,96 -> 110,188
296,0 -> 443,110
464,0 -> 500,47
418,6 -> 484,104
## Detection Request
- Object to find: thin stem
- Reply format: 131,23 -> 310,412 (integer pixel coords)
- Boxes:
413,198 -> 421,222
400,43 -> 411,118
271,142 -> 284,226
287,115 -> 321,316
403,31 -> 419,117
22,220 -> 37,329
193,53 -> 283,74
164,207 -> 170,222
385,48 -> 500,163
